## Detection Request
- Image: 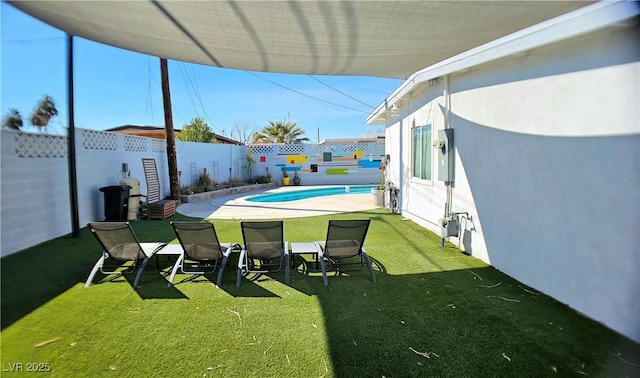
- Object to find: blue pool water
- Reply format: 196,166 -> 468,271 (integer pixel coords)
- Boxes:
246,185 -> 375,203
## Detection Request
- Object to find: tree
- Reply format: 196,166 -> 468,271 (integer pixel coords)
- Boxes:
29,94 -> 58,132
2,108 -> 24,130
176,117 -> 217,143
254,119 -> 309,144
233,119 -> 257,144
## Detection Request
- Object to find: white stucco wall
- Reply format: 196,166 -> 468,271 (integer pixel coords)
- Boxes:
0,129 -> 170,256
385,24 -> 639,341
176,140 -> 242,186
1,132 -> 72,255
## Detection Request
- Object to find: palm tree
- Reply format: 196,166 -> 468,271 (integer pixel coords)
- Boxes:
2,108 -> 24,130
253,119 -> 309,144
29,94 -> 58,132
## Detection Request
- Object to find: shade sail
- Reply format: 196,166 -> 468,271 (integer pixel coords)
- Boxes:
8,0 -> 592,79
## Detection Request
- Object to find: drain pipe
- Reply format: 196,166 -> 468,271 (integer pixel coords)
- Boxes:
443,75 -> 453,219
458,214 -> 467,249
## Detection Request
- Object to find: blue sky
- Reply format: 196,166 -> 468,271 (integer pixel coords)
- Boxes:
1,3 -> 402,141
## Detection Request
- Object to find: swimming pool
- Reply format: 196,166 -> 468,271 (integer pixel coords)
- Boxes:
246,185 -> 375,203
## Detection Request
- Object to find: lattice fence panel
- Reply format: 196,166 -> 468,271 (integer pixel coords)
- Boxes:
151,138 -> 166,153
124,135 -> 148,152
375,143 -> 385,153
342,143 -> 369,153
82,130 -> 117,150
250,145 -> 274,154
310,144 -> 336,153
15,133 -> 67,158
279,144 -> 306,154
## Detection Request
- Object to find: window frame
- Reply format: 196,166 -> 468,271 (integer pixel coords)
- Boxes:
411,124 -> 433,184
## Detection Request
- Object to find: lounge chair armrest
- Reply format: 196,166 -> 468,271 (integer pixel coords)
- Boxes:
141,242 -> 168,258
224,243 -> 241,258
314,241 -> 324,257
237,248 -> 247,269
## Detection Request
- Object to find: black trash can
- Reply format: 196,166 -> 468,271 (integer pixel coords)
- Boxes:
99,185 -> 132,221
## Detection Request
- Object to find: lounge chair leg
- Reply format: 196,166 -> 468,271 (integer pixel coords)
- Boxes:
236,268 -> 243,287
133,256 -> 152,287
319,256 -> 329,286
216,255 -> 229,287
167,254 -> 184,287
284,253 -> 290,285
363,253 -> 376,284
236,250 -> 247,287
85,256 -> 105,288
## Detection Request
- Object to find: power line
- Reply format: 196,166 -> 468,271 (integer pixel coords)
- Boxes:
140,56 -> 188,126
146,69 -> 155,124
1,36 -> 64,44
246,71 -> 370,114
143,57 -> 155,125
142,56 -> 161,125
179,64 -> 201,118
307,75 -> 375,109
179,62 -> 220,132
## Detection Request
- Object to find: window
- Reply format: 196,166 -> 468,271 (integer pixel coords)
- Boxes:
412,125 -> 432,181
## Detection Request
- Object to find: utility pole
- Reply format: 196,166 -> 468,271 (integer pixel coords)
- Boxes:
160,58 -> 180,201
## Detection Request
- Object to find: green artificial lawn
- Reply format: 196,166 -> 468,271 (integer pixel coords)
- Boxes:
2,209 -> 639,377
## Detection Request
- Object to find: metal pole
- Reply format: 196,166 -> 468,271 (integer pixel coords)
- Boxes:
67,34 -> 80,237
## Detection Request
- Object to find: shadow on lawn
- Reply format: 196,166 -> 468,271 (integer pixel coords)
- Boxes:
135,249 -> 283,298
0,218 -> 187,329
281,212 -> 640,377
168,270 -> 284,298
1,227 -> 100,329
312,266 -> 640,377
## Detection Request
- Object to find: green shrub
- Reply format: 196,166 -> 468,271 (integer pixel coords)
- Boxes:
254,175 -> 271,184
190,169 -> 218,193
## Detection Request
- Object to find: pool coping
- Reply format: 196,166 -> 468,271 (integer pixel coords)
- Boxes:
176,185 -> 380,219
244,184 -> 376,203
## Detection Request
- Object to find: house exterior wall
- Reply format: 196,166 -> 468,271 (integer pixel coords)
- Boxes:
385,24 -> 639,341
1,129 -> 383,257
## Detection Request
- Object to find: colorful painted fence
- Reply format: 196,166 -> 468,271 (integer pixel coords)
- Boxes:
249,142 -> 385,186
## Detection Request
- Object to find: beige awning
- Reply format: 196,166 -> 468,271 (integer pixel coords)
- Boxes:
7,1 -> 592,79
